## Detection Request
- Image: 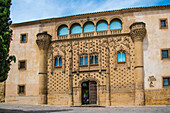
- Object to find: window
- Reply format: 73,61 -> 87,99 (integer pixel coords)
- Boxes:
80,56 -> 88,65
55,57 -> 62,67
163,77 -> 170,87
83,22 -> 94,33
20,34 -> 27,43
161,49 -> 170,59
70,23 -> 81,34
117,52 -> 126,62
96,20 -> 108,31
110,18 -> 122,30
18,85 -> 25,95
160,18 -> 168,29
57,25 -> 68,35
90,55 -> 98,64
18,60 -> 26,70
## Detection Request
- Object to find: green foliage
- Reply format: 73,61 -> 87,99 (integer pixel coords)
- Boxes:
0,0 -> 16,82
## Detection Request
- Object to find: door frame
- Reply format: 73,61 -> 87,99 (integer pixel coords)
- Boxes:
81,80 -> 97,105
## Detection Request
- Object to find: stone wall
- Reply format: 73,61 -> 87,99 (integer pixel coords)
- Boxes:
0,82 -> 5,102
145,88 -> 170,105
47,35 -> 136,105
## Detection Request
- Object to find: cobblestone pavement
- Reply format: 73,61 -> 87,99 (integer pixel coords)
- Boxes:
0,103 -> 169,113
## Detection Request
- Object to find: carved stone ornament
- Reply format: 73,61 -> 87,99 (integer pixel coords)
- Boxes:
36,32 -> 52,50
148,76 -> 156,87
130,22 -> 146,42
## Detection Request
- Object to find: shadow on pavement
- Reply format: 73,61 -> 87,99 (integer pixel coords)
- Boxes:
0,109 -> 73,113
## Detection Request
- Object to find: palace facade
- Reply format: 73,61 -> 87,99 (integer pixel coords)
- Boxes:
1,5 -> 170,106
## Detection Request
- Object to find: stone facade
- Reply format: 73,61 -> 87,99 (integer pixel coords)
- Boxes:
5,5 -> 170,106
0,82 -> 5,102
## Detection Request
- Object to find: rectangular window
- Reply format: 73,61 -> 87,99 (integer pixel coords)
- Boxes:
160,18 -> 168,29
18,60 -> 26,70
163,77 -> 170,87
18,85 -> 25,95
55,57 -> 62,67
80,56 -> 88,65
161,20 -> 166,27
20,34 -> 27,43
90,55 -> 98,64
161,49 -> 170,59
117,52 -> 126,62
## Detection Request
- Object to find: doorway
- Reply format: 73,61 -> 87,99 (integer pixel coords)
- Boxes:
81,81 -> 97,104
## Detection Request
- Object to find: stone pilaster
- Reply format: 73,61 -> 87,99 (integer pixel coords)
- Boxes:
130,22 -> 146,106
68,48 -> 73,106
36,32 -> 52,104
106,47 -> 111,106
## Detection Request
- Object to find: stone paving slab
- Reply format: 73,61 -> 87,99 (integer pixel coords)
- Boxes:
0,103 -> 169,113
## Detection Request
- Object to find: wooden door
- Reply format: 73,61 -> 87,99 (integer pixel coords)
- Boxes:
89,81 -> 97,104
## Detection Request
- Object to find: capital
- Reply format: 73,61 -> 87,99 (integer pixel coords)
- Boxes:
36,32 -> 52,50
130,22 -> 146,42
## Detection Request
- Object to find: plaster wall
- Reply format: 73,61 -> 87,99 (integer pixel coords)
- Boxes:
6,24 -> 40,104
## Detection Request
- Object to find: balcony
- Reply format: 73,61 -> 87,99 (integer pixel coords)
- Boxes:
97,30 -> 108,36
58,35 -> 68,40
57,29 -> 122,40
83,32 -> 94,37
110,29 -> 122,34
70,33 -> 81,38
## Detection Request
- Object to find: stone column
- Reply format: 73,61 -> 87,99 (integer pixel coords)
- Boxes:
36,32 -> 52,104
81,26 -> 83,37
130,22 -> 146,106
94,25 -> 97,36
108,24 -> 111,35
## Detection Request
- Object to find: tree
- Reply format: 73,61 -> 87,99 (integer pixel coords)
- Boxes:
0,0 -> 15,82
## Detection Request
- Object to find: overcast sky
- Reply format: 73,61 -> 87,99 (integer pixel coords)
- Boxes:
10,0 -> 170,24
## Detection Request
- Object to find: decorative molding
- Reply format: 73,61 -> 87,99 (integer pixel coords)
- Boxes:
148,76 -> 156,87
130,22 -> 146,42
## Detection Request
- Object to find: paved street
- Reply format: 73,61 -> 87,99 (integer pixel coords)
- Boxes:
0,103 -> 169,113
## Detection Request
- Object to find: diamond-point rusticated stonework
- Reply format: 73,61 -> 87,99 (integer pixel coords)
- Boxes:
130,22 -> 146,42
36,32 -> 52,50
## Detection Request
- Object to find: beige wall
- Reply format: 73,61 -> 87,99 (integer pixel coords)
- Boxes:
6,25 -> 40,104
132,9 -> 170,89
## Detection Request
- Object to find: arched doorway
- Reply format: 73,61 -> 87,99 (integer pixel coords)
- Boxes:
81,81 -> 97,104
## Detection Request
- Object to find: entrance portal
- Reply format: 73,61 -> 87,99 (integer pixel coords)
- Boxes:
81,81 -> 97,104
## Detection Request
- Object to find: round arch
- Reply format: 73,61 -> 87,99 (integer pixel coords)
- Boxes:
83,21 -> 95,33
96,20 -> 108,31
78,77 -> 100,87
70,23 -> 81,34
57,24 -> 68,35
110,18 -> 122,30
